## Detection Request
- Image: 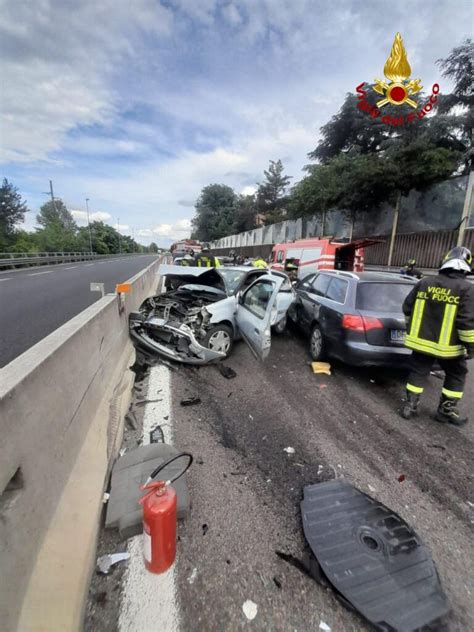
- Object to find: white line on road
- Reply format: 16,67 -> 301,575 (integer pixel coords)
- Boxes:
84,263 -> 94,267
119,365 -> 179,632
0,278 -> 12,282
64,266 -> 78,270
28,271 -> 52,276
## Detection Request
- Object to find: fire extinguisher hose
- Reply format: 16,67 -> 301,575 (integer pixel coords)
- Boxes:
144,452 -> 193,486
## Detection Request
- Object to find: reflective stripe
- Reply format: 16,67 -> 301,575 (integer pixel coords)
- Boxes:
409,299 -> 425,338
442,387 -> 463,399
458,329 -> 474,342
405,336 -> 465,357
438,303 -> 457,347
407,383 -> 424,394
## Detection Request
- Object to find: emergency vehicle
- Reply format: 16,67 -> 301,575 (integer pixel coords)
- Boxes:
270,237 -> 381,279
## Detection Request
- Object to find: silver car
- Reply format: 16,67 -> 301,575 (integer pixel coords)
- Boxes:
129,265 -> 295,364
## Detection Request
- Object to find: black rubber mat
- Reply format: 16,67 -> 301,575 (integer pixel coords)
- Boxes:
301,480 -> 449,631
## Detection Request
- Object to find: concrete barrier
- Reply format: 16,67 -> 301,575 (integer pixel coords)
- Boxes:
0,256 -> 161,631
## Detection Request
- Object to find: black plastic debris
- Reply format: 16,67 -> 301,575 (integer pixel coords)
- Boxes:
301,480 -> 449,631
219,365 -> 237,379
180,397 -> 201,407
149,425 -> 165,444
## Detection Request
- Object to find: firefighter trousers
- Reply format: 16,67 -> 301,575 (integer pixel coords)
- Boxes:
406,351 -> 468,399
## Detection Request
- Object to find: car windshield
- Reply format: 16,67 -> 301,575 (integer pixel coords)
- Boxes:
356,282 -> 413,313
217,269 -> 247,294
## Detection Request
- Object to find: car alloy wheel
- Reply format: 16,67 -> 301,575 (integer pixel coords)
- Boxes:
208,330 -> 231,354
310,324 -> 324,360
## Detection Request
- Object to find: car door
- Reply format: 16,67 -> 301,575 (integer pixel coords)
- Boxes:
235,275 -> 284,361
291,274 -> 315,328
300,274 -> 332,334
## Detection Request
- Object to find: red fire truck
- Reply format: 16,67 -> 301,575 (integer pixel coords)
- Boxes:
270,237 -> 381,278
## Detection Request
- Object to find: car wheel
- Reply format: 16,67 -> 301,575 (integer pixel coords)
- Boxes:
310,323 -> 325,360
202,324 -> 234,357
273,315 -> 287,335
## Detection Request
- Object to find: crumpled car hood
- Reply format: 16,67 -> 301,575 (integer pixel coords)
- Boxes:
158,265 -> 226,293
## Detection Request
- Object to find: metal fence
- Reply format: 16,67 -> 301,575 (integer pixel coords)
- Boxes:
0,252 -> 143,269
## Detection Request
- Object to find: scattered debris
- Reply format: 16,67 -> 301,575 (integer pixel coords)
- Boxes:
97,552 -> 130,575
94,591 -> 108,606
180,397 -> 202,407
317,465 -> 323,475
275,551 -> 312,579
163,415 -> 169,420
273,577 -> 282,589
135,398 -> 163,407
202,523 -> 209,536
219,365 -> 237,379
102,492 -> 110,504
283,447 -> 295,455
294,462 -> 305,468
230,472 -> 245,476
150,425 -> 165,444
311,361 -> 331,375
428,443 -> 446,451
369,379 -> 375,384
398,474 -> 406,483
119,448 -> 127,457
319,384 -> 328,389
242,600 -> 258,621
227,392 -> 233,398
249,414 -> 254,420
430,370 -> 444,380
319,622 -> 331,632
368,484 -> 376,493
187,568 -> 198,584
466,501 -> 474,508
226,559 -> 231,564
301,480 -> 449,631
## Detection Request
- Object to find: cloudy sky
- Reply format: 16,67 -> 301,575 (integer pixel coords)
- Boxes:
1,0 -> 471,246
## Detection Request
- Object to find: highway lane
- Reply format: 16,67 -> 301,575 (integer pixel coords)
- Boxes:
0,255 -> 159,368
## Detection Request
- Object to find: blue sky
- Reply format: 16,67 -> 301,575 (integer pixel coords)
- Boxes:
1,0 -> 472,246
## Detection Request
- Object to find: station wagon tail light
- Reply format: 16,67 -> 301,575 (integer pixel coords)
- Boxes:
342,315 -> 383,331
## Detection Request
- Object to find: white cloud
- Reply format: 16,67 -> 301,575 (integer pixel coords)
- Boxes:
71,209 -> 112,223
241,185 -> 257,196
117,224 -> 130,232
151,219 -> 192,240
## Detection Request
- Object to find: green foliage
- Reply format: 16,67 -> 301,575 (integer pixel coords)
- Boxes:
233,194 -> 257,232
256,159 -> 292,222
0,178 -> 29,249
149,242 -> 159,253
192,184 -> 237,241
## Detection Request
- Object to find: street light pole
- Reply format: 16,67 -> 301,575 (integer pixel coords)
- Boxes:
85,198 -> 93,254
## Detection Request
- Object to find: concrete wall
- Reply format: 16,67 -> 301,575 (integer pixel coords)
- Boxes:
0,256 -> 161,631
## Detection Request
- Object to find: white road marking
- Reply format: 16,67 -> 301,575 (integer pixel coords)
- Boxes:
84,263 -> 94,267
119,365 -> 179,632
28,271 -> 52,276
0,278 -> 12,282
64,266 -> 77,270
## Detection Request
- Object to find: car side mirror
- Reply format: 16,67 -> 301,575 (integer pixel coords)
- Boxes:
237,291 -> 244,305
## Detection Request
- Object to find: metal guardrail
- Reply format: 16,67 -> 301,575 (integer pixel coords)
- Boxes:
0,252 -> 143,269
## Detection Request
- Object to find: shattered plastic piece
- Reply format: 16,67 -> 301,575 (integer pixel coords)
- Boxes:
150,425 -> 165,444
97,552 -> 130,575
249,414 -> 254,420
319,384 -> 328,389
187,568 -> 198,584
430,370 -> 444,380
219,365 -> 237,379
202,523 -> 209,536
319,623 -> 331,632
311,362 -> 331,376
119,448 -> 127,457
283,447 -> 295,455
242,600 -> 258,621
180,397 -> 201,407
301,480 -> 449,631
398,474 -> 406,483
368,484 -> 376,493
102,492 -> 110,504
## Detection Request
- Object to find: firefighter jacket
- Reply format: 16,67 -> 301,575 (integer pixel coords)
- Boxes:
252,258 -> 268,269
195,254 -> 221,268
403,270 -> 474,358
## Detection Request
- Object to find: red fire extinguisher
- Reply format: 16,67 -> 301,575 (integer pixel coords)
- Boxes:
139,452 -> 193,574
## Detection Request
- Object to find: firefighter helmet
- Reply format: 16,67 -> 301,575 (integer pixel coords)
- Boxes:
440,246 -> 472,274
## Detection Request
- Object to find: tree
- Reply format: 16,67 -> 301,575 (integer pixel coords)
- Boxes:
35,199 -> 78,251
191,184 -> 237,241
256,160 -> 292,223
149,242 -> 159,253
233,194 -> 257,233
0,179 -> 29,250
436,39 -> 473,171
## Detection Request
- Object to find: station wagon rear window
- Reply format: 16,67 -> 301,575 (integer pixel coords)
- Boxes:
356,283 -> 414,312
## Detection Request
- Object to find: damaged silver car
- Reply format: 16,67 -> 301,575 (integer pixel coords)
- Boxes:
129,265 -> 295,364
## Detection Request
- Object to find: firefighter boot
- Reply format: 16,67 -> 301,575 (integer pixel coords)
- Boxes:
401,391 -> 420,420
435,396 -> 468,427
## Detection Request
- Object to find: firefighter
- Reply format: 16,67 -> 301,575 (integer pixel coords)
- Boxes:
195,244 -> 221,268
180,253 -> 195,266
401,258 -> 423,279
252,256 -> 268,269
400,246 -> 474,426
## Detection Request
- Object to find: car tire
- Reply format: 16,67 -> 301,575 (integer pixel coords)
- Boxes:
202,324 -> 234,357
273,315 -> 287,335
310,323 -> 325,361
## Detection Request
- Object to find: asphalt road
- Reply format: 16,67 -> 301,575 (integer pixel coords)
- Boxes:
169,328 -> 474,631
0,255 -> 159,368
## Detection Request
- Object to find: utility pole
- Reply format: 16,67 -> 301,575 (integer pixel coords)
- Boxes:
85,198 -> 93,254
117,217 -> 122,254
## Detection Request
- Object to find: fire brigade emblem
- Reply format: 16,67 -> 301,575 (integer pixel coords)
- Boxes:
374,33 -> 422,108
